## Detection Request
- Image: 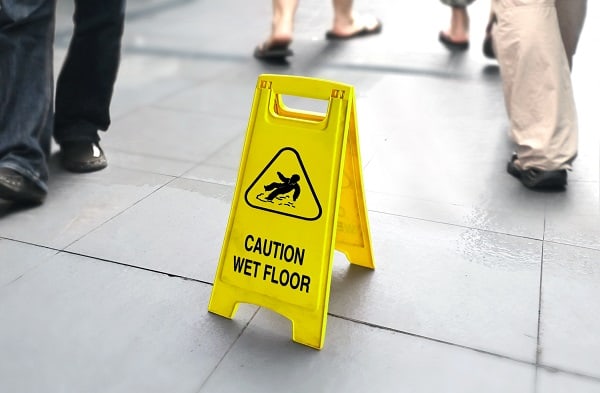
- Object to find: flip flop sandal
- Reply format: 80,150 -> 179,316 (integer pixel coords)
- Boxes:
253,41 -> 293,60
438,31 -> 469,51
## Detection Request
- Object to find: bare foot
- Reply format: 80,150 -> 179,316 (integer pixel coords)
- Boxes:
329,13 -> 381,38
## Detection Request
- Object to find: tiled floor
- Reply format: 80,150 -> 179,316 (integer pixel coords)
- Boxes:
1,1 -> 599,392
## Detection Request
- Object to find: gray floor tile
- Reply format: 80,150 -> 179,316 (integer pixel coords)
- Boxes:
355,74 -> 548,238
544,182 -> 600,251
155,77 -> 257,120
95,43 -> 198,120
568,88 -> 600,184
120,0 -> 260,53
537,369 -> 600,393
103,107 -> 246,164
572,34 -> 600,180
200,308 -> 536,393
3,1 -> 597,391
0,252 -> 257,393
328,211 -> 542,361
196,133 -> 245,171
182,163 -> 238,187
67,178 -> 233,282
366,190 -> 546,240
0,240 -> 56,288
106,148 -> 197,178
0,166 -> 172,249
539,243 -> 600,378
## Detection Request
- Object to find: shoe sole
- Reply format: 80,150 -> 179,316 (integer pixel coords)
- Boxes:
507,161 -> 567,189
521,170 -> 567,189
438,31 -> 469,51
0,180 -> 46,205
60,142 -> 108,173
254,41 -> 293,60
61,157 -> 108,173
63,162 -> 108,173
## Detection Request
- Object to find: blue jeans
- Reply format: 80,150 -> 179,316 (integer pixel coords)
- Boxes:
0,0 -> 125,191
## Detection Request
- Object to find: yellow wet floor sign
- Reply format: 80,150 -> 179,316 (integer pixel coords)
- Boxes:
208,74 -> 374,349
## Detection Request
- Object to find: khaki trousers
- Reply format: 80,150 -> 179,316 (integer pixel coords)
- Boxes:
492,0 -> 587,171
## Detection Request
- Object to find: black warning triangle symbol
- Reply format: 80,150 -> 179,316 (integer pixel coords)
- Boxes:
244,147 -> 322,221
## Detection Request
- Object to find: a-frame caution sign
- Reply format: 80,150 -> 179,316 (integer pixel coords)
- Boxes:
208,74 -> 374,349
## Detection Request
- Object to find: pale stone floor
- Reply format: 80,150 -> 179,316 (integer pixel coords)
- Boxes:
1,1 -> 599,392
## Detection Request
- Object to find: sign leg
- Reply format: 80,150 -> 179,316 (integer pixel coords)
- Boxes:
290,313 -> 326,350
208,283 -> 239,319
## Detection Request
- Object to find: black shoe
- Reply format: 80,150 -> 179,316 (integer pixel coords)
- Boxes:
61,141 -> 107,173
507,154 -> 567,189
483,14 -> 497,59
438,31 -> 469,51
0,167 -> 47,204
482,35 -> 495,59
254,41 -> 293,60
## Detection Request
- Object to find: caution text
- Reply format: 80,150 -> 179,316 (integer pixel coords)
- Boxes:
232,255 -> 311,293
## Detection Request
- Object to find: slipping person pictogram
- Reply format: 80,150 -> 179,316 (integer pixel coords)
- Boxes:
244,147 -> 321,220
264,172 -> 301,201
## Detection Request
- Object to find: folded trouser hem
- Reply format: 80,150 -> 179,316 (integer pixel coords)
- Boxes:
0,162 -> 48,193
54,121 -> 100,145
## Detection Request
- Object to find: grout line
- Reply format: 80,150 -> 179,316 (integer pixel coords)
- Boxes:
371,207 -> 600,254
114,43 -> 481,82
54,41 -> 484,83
60,248 -> 213,286
371,208 -> 544,242
542,239 -> 600,253
4,238 -> 599,383
123,0 -> 197,22
104,145 -> 198,165
196,307 -> 261,393
536,239 -> 546,363
60,176 -> 180,250
329,312 -> 600,383
330,312 -> 533,364
55,0 -> 196,41
533,214 -> 547,393
0,238 -> 213,287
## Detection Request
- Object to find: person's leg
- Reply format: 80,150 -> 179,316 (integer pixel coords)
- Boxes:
254,0 -> 297,59
444,7 -> 470,42
328,0 -> 381,38
482,9 -> 497,58
0,0 -> 56,202
555,0 -> 586,70
439,6 -> 469,50
493,0 -> 578,187
54,0 -> 125,172
269,0 -> 298,45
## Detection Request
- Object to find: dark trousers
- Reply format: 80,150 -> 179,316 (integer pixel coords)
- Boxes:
0,0 -> 125,190
55,0 -> 125,145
